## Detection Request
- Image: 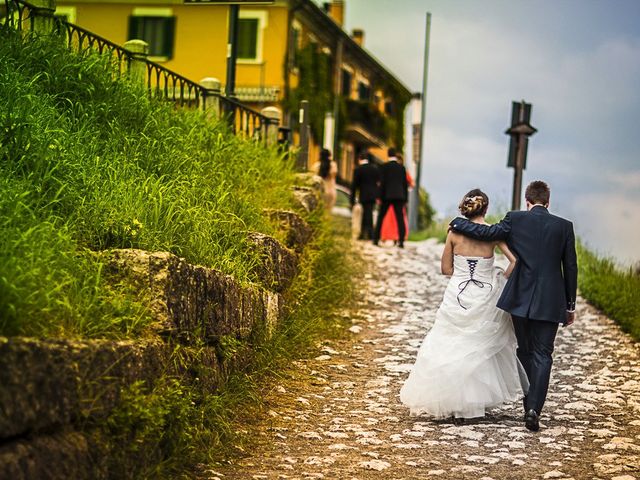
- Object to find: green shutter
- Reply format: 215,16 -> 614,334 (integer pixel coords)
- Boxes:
163,16 -> 176,59
128,16 -> 142,41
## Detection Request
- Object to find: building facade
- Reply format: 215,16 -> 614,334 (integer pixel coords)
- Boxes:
56,0 -> 412,182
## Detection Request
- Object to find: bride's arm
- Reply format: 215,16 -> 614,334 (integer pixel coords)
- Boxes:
497,241 -> 516,278
441,232 -> 454,275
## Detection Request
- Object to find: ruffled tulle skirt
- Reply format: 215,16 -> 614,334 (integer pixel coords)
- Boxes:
400,257 -> 528,419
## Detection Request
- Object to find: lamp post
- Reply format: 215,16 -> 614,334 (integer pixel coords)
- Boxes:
506,100 -> 537,210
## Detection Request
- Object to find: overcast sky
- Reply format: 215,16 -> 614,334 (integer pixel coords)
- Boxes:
333,0 -> 640,265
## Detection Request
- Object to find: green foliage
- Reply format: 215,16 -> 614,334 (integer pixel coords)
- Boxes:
1,26 -> 360,478
408,219 -> 448,243
103,377 -> 213,479
578,243 -> 640,340
416,187 -> 436,230
0,30 -> 296,338
284,42 -> 334,144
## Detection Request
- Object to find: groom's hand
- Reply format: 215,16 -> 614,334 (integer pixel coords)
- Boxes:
564,310 -> 576,327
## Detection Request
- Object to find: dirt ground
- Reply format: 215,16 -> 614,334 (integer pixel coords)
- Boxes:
206,239 -> 640,480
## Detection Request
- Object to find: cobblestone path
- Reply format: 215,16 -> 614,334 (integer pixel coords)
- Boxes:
211,240 -> 640,480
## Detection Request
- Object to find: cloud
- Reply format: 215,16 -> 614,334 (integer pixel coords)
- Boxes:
569,191 -> 640,265
423,126 -> 513,215
342,0 -> 640,262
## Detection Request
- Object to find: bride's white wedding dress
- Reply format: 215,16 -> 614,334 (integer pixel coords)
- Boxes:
400,255 -> 528,419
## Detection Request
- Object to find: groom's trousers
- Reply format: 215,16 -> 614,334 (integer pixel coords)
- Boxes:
511,316 -> 559,415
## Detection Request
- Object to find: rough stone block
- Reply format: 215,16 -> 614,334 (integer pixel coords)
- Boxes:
292,186 -> 320,213
247,232 -> 298,292
0,337 -> 166,440
105,250 -> 283,343
294,172 -> 324,194
0,431 -> 103,480
265,209 -> 313,253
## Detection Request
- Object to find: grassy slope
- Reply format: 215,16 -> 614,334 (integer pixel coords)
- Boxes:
0,30 -> 296,338
0,29 -> 361,477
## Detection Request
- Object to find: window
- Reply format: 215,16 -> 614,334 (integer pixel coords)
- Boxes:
385,100 -> 395,116
238,18 -> 258,59
237,10 -> 268,63
128,8 -> 175,60
341,68 -> 352,97
358,81 -> 371,101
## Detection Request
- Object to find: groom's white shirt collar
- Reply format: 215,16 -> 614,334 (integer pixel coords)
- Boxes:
528,203 -> 548,211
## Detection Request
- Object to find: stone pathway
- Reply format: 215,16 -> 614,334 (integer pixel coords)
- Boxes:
209,239 -> 640,480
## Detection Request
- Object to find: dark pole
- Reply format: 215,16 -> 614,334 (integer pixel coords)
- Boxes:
409,12 -> 431,231
512,136 -> 524,210
225,5 -> 239,98
506,100 -> 536,211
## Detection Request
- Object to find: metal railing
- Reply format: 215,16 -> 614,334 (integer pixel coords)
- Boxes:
1,0 -> 275,141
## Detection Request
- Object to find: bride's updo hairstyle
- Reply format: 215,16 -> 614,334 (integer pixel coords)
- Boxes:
459,189 -> 489,219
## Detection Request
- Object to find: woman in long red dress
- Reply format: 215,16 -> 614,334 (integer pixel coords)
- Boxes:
380,154 -> 414,243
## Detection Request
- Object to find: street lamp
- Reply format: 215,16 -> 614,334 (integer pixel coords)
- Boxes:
506,100 -> 537,210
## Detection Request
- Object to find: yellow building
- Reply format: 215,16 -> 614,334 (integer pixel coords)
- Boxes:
56,0 -> 412,181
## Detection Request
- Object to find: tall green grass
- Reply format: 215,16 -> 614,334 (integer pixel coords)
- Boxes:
578,243 -> 640,340
0,30 -> 296,338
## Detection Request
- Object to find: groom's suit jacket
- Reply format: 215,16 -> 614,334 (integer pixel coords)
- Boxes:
379,160 -> 408,202
350,162 -> 380,205
450,206 -> 578,323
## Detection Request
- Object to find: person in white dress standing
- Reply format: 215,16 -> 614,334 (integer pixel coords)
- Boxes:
400,189 -> 528,422
313,148 -> 338,212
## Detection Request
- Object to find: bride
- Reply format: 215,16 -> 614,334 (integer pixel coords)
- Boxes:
400,189 -> 528,421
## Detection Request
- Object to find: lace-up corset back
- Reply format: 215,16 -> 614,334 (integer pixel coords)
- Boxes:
452,255 -> 495,310
453,255 -> 494,281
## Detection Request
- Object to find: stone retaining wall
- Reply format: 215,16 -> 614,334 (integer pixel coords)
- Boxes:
0,192 -> 322,479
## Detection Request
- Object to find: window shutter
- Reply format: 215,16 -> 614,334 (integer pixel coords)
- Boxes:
164,16 -> 176,59
128,15 -> 142,41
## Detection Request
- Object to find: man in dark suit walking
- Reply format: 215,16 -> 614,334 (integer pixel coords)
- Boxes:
449,181 -> 578,432
373,148 -> 408,248
350,151 -> 380,240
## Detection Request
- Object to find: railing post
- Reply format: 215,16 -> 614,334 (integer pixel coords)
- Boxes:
297,100 -> 310,171
30,0 -> 57,34
124,39 -> 149,85
200,77 -> 222,120
261,106 -> 282,147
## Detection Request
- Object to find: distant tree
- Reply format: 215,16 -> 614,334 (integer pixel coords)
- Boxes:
417,187 -> 436,230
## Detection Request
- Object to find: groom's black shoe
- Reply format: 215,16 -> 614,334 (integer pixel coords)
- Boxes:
525,409 -> 540,432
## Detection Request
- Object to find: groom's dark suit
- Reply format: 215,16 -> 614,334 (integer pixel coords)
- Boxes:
450,206 -> 577,415
373,158 -> 408,246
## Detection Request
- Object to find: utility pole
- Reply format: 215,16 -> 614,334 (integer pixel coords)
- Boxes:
505,100 -> 537,210
409,12 -> 431,232
225,4 -> 239,98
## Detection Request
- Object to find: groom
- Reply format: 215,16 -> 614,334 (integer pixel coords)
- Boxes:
449,181 -> 578,431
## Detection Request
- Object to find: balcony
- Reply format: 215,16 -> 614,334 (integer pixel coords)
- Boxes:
345,99 -> 393,147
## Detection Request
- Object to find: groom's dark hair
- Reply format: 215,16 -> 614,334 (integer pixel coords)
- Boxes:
525,181 -> 550,205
